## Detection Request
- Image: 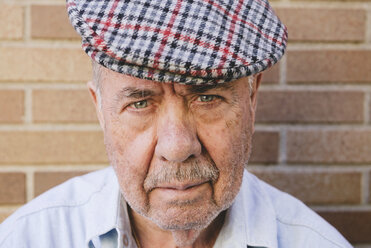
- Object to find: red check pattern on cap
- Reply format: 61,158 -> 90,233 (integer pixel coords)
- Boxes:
67,0 -> 288,85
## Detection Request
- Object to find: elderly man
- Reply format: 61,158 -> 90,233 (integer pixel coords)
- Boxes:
0,0 -> 352,247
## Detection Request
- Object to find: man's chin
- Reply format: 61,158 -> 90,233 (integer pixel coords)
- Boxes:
147,204 -> 220,231
151,217 -> 213,231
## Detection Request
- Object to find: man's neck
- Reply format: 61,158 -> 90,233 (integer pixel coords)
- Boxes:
128,207 -> 226,248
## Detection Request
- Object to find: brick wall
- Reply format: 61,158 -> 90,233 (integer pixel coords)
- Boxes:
0,0 -> 370,246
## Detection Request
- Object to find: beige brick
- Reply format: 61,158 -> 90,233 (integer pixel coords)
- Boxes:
0,4 -> 23,40
31,5 -> 78,39
276,8 -> 366,42
256,91 -> 364,123
319,211 -> 371,243
33,89 -> 97,123
34,171 -> 90,196
287,50 -> 371,84
0,47 -> 91,83
0,173 -> 26,204
0,90 -> 24,123
249,131 -> 279,164
0,131 -> 107,164
261,63 -> 279,84
251,170 -> 361,204
287,130 -> 371,164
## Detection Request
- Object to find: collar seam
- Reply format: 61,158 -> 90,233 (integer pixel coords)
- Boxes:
276,218 -> 347,248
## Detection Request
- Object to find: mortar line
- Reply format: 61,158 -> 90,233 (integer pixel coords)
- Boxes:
0,165 -> 107,172
278,128 -> 287,165
0,206 -> 21,212
0,41 -> 82,48
0,124 -> 101,131
287,43 -> 371,50
311,205 -> 371,211
254,124 -> 371,131
272,1 -> 370,8
366,9 -> 371,44
247,165 -> 371,173
365,93 -> 370,125
21,1 -> 27,42
10,0 -> 73,4
24,88 -> 33,124
279,54 -> 287,85
24,2 -> 31,43
25,169 -> 34,202
259,84 -> 371,92
0,84 -> 87,90
362,170 -> 370,205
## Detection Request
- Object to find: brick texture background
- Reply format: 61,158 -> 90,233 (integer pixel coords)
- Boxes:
0,0 -> 370,246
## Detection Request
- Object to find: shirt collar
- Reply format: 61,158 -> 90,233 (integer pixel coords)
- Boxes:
87,168 -> 278,248
85,167 -> 136,248
213,169 -> 278,248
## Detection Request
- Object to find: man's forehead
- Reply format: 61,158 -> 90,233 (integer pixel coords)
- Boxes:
113,78 -> 237,100
100,65 -> 238,93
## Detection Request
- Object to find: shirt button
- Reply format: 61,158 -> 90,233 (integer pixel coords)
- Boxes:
123,234 -> 129,246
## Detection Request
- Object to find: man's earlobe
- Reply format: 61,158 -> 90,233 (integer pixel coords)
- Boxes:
87,81 -> 98,106
256,73 -> 262,90
250,73 -> 262,108
87,81 -> 105,128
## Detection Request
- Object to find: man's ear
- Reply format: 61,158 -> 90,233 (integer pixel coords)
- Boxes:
250,73 -> 262,112
249,73 -> 262,134
87,81 -> 105,129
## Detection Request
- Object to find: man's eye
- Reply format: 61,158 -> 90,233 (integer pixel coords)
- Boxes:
198,95 -> 216,102
130,100 -> 148,109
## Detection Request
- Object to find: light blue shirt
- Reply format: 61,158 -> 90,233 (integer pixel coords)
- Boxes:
0,167 -> 352,248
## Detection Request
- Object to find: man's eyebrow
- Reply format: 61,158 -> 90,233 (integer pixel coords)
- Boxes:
187,83 -> 233,94
115,87 -> 159,101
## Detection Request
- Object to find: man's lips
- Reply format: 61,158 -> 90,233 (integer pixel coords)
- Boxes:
150,181 -> 212,203
154,181 -> 208,191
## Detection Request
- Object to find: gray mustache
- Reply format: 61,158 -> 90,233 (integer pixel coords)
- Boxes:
143,159 -> 219,192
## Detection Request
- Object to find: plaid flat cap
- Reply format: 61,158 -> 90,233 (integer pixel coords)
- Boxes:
67,0 -> 288,85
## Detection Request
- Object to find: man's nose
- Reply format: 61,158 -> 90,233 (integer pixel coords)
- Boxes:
155,105 -> 201,163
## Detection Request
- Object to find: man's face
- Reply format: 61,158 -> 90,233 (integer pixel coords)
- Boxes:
90,67 -> 259,230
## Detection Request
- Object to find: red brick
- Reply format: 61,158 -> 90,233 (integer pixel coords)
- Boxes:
0,173 -> 26,204
31,5 -> 78,39
251,170 -> 361,204
0,90 -> 24,123
318,211 -> 371,243
34,171 -> 90,196
249,131 -> 279,164
0,131 -> 107,164
261,63 -> 279,84
287,50 -> 371,84
33,89 -> 97,123
276,8 -> 366,42
287,130 -> 371,164
256,91 -> 364,123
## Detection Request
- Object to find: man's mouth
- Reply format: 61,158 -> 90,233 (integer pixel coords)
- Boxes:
149,181 -> 212,204
155,181 -> 209,191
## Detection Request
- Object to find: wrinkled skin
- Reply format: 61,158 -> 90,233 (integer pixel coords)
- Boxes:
88,66 -> 261,247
